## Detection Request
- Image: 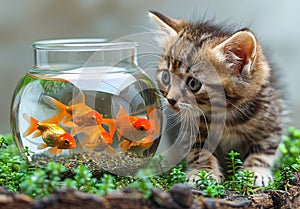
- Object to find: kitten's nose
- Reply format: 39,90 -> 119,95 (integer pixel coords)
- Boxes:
167,98 -> 177,106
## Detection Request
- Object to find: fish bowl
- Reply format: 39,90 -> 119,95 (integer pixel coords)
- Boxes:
10,39 -> 164,176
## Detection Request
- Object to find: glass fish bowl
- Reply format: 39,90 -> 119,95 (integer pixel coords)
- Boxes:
10,39 -> 163,176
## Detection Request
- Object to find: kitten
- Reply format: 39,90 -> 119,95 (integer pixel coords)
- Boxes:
149,11 -> 285,186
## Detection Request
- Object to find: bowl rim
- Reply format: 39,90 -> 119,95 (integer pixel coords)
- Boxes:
32,38 -> 137,51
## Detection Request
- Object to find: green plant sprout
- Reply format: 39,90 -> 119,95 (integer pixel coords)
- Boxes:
222,151 -> 256,195
226,150 -> 243,177
195,170 -> 225,198
168,165 -> 187,185
96,174 -> 116,195
129,178 -> 154,199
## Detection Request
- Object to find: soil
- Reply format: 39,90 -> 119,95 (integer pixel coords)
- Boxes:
0,184 -> 299,209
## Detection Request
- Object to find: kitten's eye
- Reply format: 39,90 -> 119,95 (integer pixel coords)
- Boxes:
187,77 -> 202,93
161,70 -> 170,86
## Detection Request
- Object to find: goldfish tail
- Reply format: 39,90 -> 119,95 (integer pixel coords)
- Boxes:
69,90 -> 85,105
42,96 -> 68,122
23,114 -> 39,137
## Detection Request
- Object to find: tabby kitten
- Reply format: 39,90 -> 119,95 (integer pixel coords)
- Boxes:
149,11 -> 285,186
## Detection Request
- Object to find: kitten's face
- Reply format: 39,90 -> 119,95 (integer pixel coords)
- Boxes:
156,38 -> 222,113
150,11 -> 270,116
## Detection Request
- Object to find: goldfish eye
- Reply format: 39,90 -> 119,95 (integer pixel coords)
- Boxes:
90,116 -> 96,123
138,126 -> 146,131
64,140 -> 70,146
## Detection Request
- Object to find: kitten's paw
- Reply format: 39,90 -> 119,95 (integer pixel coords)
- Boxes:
186,169 -> 224,188
244,167 -> 273,187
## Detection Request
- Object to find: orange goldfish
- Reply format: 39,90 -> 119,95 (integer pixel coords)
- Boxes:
42,91 -> 103,128
119,106 -> 161,152
102,105 -> 153,142
74,124 -> 116,155
42,92 -> 113,145
75,124 -> 113,146
102,105 -> 161,152
23,114 -> 76,156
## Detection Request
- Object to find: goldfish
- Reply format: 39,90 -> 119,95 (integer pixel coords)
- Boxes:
102,105 -> 161,152
119,106 -> 161,152
23,114 -> 76,156
42,91 -> 103,128
75,124 -> 113,146
102,105 -> 153,142
42,92 -> 112,145
73,125 -> 116,155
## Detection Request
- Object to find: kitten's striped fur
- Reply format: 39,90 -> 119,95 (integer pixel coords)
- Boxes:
149,11 -> 285,186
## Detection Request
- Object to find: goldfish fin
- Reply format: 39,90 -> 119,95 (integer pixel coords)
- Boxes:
102,118 -> 117,136
79,128 -> 99,147
117,105 -> 131,123
105,145 -> 117,155
37,143 -> 48,150
42,96 -> 68,122
116,105 -> 135,140
149,108 -> 161,139
33,131 -> 42,138
119,140 -> 131,152
139,141 -> 154,151
42,115 -> 59,124
117,132 -> 123,141
63,121 -> 79,136
57,149 -> 63,155
62,115 -> 73,124
117,105 -> 127,116
48,147 -> 58,156
23,114 -> 39,137
146,104 -> 156,116
69,90 -> 85,105
73,125 -> 86,135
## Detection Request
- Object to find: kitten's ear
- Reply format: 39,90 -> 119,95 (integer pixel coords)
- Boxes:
148,10 -> 187,43
214,30 -> 257,76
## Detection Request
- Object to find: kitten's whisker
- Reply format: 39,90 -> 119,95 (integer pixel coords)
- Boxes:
192,104 -> 209,137
174,105 -> 199,151
229,102 -> 263,124
131,25 -> 158,33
